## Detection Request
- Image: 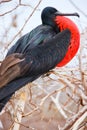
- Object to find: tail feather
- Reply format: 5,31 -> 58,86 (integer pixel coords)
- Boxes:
0,94 -> 13,112
0,76 -> 39,112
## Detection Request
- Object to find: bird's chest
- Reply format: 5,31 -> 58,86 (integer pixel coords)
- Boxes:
54,16 -> 80,67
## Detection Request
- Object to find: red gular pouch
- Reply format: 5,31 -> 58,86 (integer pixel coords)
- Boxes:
55,16 -> 80,67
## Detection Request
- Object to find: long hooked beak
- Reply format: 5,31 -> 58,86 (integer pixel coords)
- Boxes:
55,12 -> 80,17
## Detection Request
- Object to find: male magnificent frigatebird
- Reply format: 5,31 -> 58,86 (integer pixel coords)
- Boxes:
0,7 -> 80,111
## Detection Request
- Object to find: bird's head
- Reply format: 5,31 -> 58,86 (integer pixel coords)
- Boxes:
41,7 -> 59,30
41,7 -> 80,67
41,6 -> 79,30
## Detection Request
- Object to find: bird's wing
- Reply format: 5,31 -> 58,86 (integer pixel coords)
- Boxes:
0,29 -> 71,87
0,29 -> 71,111
0,53 -> 33,88
24,29 -> 71,75
7,25 -> 56,56
0,53 -> 24,76
0,29 -> 71,89
0,76 -> 39,111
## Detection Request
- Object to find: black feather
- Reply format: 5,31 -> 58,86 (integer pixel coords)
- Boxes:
0,29 -> 71,111
7,25 -> 57,55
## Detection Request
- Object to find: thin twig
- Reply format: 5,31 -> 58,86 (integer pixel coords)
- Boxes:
5,0 -> 43,49
0,0 -> 12,4
0,5 -> 19,16
78,46 -> 87,95
22,86 -> 67,117
69,0 -> 87,18
59,105 -> 87,130
72,112 -> 87,130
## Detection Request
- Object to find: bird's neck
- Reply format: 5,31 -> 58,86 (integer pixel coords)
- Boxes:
54,16 -> 80,67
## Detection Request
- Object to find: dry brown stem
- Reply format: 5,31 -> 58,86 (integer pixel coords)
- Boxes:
0,0 -> 12,4
59,105 -> 87,130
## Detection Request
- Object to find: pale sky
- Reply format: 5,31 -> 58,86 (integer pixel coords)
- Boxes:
0,0 -> 87,34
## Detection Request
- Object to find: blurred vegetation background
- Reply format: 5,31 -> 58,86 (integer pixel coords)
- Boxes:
0,0 -> 87,130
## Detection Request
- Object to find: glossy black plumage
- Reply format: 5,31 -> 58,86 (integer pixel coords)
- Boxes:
0,29 -> 71,111
0,7 -> 71,111
7,25 -> 57,55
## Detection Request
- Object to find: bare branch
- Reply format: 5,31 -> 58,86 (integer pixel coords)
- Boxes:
0,5 -> 19,17
72,112 -> 87,130
0,0 -> 12,4
4,0 -> 43,49
59,105 -> 87,130
69,0 -> 87,18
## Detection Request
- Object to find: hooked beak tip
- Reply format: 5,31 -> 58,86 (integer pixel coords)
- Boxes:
74,13 -> 80,17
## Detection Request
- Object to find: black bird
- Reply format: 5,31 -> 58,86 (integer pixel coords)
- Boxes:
0,7 -> 80,111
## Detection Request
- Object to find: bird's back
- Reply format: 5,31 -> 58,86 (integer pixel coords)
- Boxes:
7,25 -> 57,56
